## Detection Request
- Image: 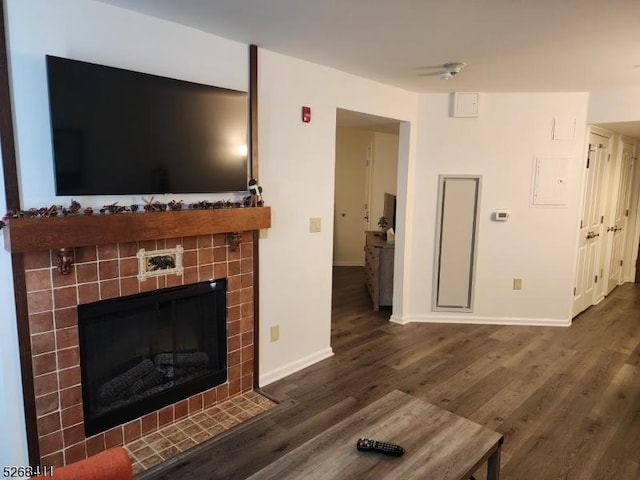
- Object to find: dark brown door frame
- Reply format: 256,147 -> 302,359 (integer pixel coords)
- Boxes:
0,1 -> 40,465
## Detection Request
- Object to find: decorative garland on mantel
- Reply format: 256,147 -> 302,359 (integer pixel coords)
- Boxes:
1,179 -> 266,231
0,196 -> 266,230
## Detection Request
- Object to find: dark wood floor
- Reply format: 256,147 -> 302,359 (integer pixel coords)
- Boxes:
141,267 -> 640,479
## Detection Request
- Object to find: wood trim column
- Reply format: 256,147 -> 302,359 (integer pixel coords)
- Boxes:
249,44 -> 260,387
0,1 -> 40,464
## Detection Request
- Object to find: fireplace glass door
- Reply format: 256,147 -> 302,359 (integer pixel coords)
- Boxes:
78,279 -> 227,436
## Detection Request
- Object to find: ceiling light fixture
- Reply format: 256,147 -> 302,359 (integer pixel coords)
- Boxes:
439,62 -> 466,80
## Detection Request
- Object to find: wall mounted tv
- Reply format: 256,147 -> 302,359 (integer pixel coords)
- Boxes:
45,55 -> 249,196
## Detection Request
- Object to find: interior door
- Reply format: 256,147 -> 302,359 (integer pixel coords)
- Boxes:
573,133 -> 609,316
606,141 -> 635,293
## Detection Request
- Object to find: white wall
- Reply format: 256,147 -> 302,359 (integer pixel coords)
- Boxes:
370,132 -> 399,226
256,50 -> 418,384
406,92 -> 589,325
7,0 -> 248,209
0,161 -> 29,468
5,0 -> 420,395
588,87 -> 640,123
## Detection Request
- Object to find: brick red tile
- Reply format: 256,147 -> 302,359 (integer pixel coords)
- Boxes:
240,258 -> 253,274
227,305 -> 241,322
141,412 -> 158,435
61,404 -> 84,428
165,237 -> 182,248
53,286 -> 78,310
59,386 -> 82,409
31,332 -> 56,355
198,248 -> 214,264
213,246 -> 227,262
58,366 -> 80,389
54,307 -> 78,329
76,263 -> 98,283
242,345 -> 254,362
203,389 -> 217,408
74,246 -> 97,263
158,406 -> 174,428
188,395 -> 203,414
139,240 -> 157,251
198,264 -> 213,281
182,236 -> 197,249
24,251 -> 52,270
240,273 -> 253,288
64,442 -> 87,464
98,260 -> 119,280
52,268 -> 77,288
63,424 -> 85,447
39,431 -> 63,456
139,277 -> 158,292
37,411 -> 61,436
175,400 -> 189,420
213,234 -> 227,247
227,260 -> 241,276
56,327 -> 79,350
228,335 -> 241,353
216,384 -> 229,403
33,372 -> 58,397
240,287 -> 253,304
104,427 -> 124,448
29,311 -> 54,334
123,420 -> 141,443
227,275 -> 242,292
241,303 -> 254,319
99,279 -> 120,299
27,290 -> 53,314
57,347 -> 79,370
227,290 -> 241,307
227,320 -> 241,337
228,379 -> 241,397
240,243 -> 253,259
86,434 -> 106,457
119,257 -> 138,277
228,350 -> 241,367
25,269 -> 52,292
77,282 -> 100,304
97,244 -> 118,260
120,276 -> 140,297
32,352 -> 57,376
35,392 -> 60,417
213,263 -> 228,279
197,235 -> 213,248
119,241 -> 139,258
41,451 -> 64,469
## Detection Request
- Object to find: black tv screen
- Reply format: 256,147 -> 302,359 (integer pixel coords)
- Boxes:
46,55 -> 249,195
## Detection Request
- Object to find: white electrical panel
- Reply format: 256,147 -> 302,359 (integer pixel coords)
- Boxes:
532,157 -> 569,206
451,92 -> 480,118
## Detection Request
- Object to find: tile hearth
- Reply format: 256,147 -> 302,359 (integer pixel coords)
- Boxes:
125,391 -> 276,474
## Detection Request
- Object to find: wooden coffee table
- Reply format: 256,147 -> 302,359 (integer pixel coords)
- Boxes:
247,390 -> 503,480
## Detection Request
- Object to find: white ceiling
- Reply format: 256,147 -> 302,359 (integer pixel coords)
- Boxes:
97,0 -> 640,135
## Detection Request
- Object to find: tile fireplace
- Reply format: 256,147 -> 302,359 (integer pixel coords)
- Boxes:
21,231 -> 256,467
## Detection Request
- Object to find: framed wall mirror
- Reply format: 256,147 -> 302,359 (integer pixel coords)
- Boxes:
433,175 -> 482,312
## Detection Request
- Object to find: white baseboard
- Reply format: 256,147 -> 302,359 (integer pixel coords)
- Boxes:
393,314 -> 571,327
259,347 -> 334,387
332,261 -> 364,267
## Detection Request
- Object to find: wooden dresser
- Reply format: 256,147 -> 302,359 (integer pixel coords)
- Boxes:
364,230 -> 394,310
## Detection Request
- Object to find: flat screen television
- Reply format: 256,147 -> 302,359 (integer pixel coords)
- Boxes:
45,55 -> 249,196
383,193 -> 397,230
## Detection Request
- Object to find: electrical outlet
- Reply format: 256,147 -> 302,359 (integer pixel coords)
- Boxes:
309,217 -> 321,233
513,278 -> 522,290
270,325 -> 280,342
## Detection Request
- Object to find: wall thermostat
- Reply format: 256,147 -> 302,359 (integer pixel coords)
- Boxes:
493,209 -> 510,221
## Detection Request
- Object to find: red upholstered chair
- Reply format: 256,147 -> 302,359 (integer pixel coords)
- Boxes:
33,447 -> 133,480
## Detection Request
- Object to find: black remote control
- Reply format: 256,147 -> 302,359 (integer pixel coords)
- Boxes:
356,438 -> 405,457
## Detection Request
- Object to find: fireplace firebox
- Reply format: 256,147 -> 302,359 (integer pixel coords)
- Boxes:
78,279 -> 228,436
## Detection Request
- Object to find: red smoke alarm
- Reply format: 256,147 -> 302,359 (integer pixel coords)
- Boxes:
302,106 -> 311,123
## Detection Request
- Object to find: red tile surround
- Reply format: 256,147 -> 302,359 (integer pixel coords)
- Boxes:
23,233 -> 255,467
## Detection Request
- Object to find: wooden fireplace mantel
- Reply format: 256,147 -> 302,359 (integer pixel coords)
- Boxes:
3,206 -> 271,253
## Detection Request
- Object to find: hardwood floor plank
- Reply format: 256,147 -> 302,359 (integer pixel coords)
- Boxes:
140,268 -> 640,479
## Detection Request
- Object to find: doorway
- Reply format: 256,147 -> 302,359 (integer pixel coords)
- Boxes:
573,126 -> 640,317
332,109 -> 400,324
